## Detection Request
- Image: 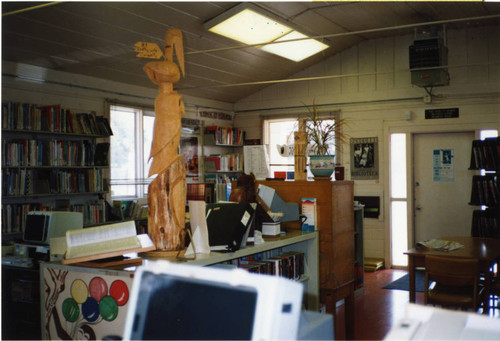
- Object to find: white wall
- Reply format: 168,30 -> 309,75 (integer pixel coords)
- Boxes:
233,25 -> 500,263
1,61 -> 234,118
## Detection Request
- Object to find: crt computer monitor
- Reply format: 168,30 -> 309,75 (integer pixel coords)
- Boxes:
123,261 -> 303,340
23,211 -> 83,245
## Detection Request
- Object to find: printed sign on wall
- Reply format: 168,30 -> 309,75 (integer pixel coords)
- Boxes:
350,137 -> 379,180
433,148 -> 455,182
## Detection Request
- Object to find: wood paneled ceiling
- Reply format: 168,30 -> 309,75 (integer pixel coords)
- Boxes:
3,1 -> 500,103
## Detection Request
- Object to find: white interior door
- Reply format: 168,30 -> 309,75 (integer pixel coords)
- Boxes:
413,132 -> 475,242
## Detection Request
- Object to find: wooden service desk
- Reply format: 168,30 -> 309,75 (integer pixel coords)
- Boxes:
255,180 -> 355,340
405,236 -> 500,313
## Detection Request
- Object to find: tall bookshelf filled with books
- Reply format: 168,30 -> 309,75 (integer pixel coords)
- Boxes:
1,102 -> 113,240
202,124 -> 244,202
469,137 -> 500,238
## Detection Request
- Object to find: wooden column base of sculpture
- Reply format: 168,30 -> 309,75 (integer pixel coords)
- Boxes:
147,155 -> 186,251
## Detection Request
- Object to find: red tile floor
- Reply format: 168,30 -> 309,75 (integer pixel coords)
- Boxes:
333,269 -> 499,340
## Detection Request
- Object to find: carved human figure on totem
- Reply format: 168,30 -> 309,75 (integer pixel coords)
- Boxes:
143,28 -> 186,251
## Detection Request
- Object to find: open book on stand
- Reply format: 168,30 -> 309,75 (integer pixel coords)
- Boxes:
62,221 -> 155,264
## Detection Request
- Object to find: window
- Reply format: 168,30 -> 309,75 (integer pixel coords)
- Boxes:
110,105 -> 154,198
264,117 -> 337,178
390,133 -> 408,267
480,129 -> 498,141
266,119 -> 297,176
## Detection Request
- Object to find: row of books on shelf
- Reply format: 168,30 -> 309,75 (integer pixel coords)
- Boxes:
112,199 -> 148,221
186,182 -> 233,203
2,202 -> 46,234
469,175 -> 499,207
2,139 -> 109,167
205,125 -> 243,146
2,198 -> 148,234
470,137 -> 500,170
72,200 -> 108,226
204,153 -> 243,172
1,200 -> 110,233
2,102 -> 113,136
471,209 -> 500,238
236,251 -> 305,280
204,173 -> 240,184
2,168 -> 104,197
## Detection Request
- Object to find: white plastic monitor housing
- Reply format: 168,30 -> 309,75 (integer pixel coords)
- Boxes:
23,211 -> 83,245
123,260 -> 304,340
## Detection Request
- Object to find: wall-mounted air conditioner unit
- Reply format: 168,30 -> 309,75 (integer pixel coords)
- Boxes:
409,37 -> 449,87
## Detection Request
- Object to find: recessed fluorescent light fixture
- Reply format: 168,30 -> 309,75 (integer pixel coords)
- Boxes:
208,8 -> 292,45
205,5 -> 329,62
260,31 -> 329,62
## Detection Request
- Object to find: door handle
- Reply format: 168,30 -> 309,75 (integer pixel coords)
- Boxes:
415,206 -> 422,211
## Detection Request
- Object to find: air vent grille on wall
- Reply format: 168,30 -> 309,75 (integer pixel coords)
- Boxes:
409,37 -> 449,87
409,38 -> 444,68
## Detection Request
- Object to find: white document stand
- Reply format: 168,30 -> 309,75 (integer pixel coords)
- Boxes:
385,304 -> 500,340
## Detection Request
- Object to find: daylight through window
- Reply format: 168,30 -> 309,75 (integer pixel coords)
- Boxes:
265,117 -> 336,179
110,105 -> 154,198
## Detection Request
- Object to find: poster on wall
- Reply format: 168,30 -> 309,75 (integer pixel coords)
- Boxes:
350,137 -> 379,180
180,136 -> 199,177
433,148 -> 455,182
42,266 -> 134,340
243,145 -> 270,180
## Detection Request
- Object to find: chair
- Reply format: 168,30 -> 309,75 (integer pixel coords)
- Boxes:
424,255 -> 484,311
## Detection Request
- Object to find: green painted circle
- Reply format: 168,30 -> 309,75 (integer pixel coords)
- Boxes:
99,295 -> 118,321
62,298 -> 80,322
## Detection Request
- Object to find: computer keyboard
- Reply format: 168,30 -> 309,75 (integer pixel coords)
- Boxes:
1,256 -> 34,268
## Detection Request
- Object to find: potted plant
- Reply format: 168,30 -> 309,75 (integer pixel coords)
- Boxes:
300,100 -> 347,178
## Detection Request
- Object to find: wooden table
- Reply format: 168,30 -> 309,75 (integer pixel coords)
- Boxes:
405,236 -> 500,312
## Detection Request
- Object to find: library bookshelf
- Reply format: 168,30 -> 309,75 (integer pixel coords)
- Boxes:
203,125 -> 243,174
469,137 -> 500,237
1,102 -> 112,239
200,124 -> 244,201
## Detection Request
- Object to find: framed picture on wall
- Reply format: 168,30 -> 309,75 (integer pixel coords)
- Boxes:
350,137 -> 379,180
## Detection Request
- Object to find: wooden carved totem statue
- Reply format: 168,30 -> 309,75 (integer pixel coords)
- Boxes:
294,119 -> 307,181
144,28 -> 186,251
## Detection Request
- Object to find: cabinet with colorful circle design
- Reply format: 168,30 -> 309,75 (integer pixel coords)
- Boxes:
41,263 -> 133,340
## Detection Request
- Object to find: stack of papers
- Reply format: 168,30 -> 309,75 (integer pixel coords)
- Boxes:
416,239 -> 464,251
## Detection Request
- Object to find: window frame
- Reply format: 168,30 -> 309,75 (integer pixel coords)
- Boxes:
109,104 -> 155,199
263,117 -> 297,173
263,112 -> 341,177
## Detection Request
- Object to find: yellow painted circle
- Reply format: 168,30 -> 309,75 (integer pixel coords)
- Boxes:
71,279 -> 89,304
